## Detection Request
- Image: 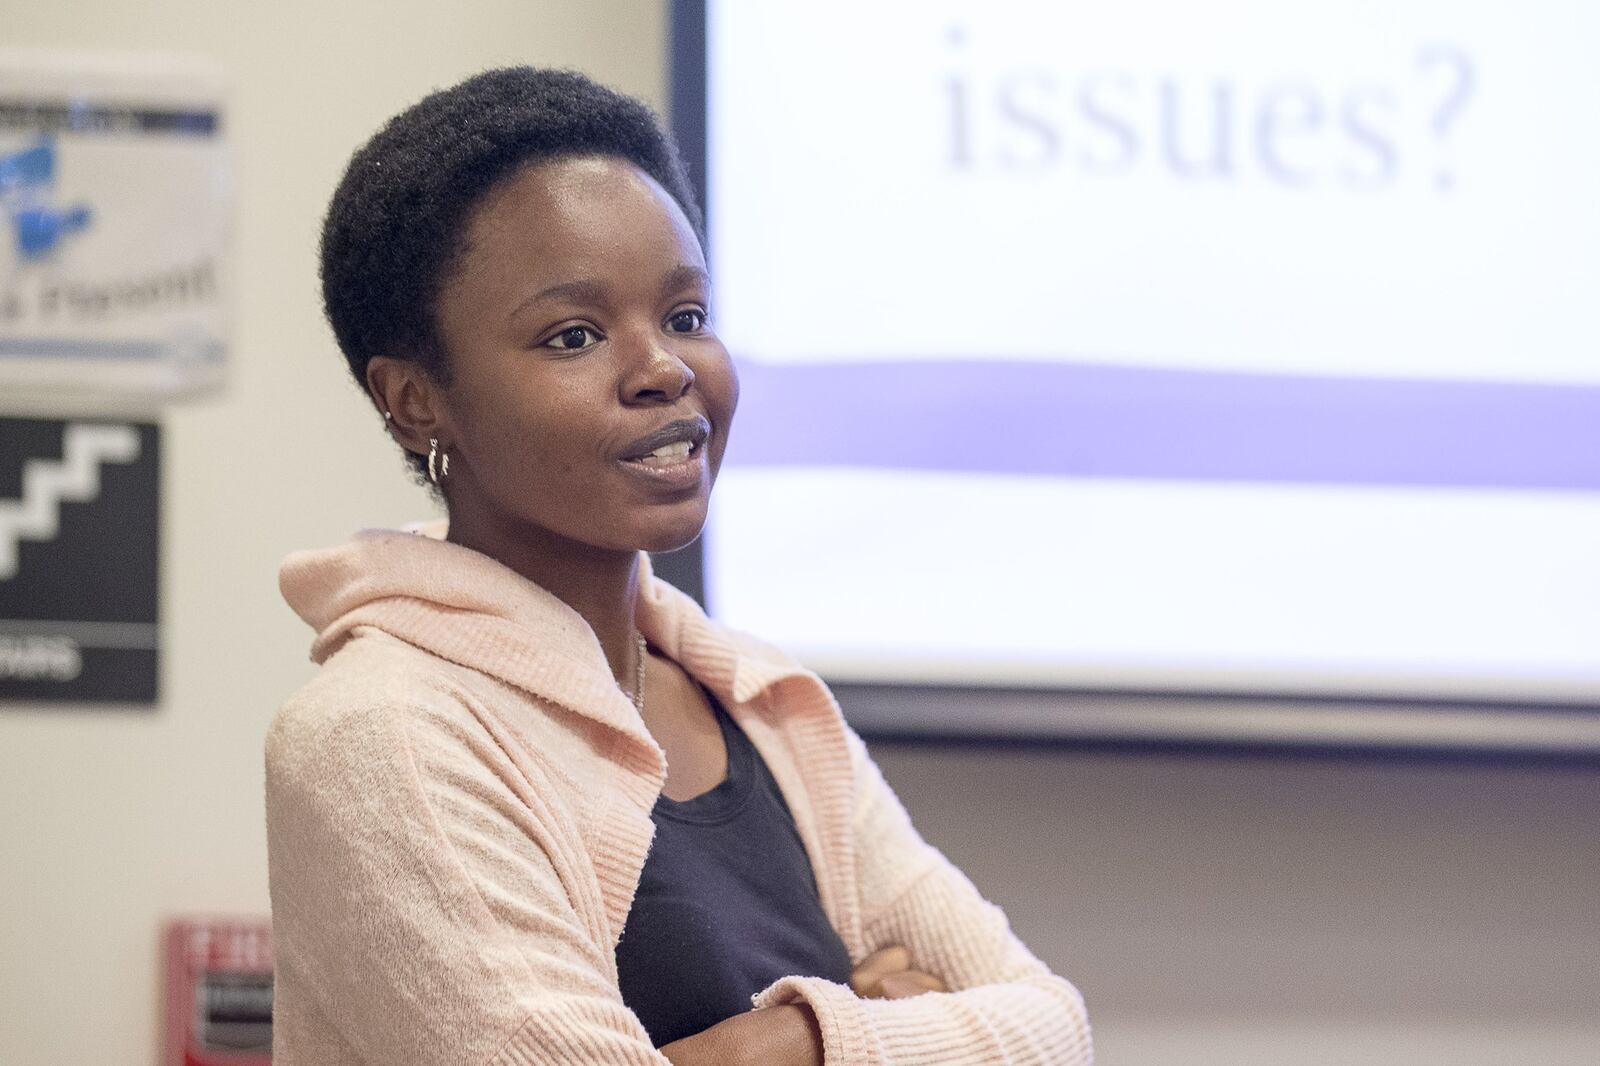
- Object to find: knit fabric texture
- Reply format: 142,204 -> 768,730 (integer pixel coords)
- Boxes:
265,525 -> 1093,1065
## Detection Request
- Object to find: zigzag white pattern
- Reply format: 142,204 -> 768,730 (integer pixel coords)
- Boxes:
0,422 -> 141,581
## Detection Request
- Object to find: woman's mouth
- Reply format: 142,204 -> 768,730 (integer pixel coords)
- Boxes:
626,439 -> 698,468
618,435 -> 707,491
617,415 -> 712,489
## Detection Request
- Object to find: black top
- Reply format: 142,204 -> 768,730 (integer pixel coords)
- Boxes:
615,692 -> 853,1047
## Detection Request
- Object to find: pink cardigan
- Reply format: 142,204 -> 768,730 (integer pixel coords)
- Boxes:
266,526 -> 1092,1065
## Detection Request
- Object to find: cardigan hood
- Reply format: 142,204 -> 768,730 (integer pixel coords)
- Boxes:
277,520 -> 870,959
278,520 -> 816,747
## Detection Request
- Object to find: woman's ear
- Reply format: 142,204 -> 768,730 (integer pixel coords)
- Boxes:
366,356 -> 447,457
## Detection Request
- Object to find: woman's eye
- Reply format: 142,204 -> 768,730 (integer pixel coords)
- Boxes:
667,309 -> 706,334
546,326 -> 599,350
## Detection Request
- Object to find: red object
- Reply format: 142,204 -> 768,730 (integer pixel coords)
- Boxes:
163,918 -> 273,1066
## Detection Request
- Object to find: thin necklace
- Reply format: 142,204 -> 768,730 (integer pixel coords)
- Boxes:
631,631 -> 647,714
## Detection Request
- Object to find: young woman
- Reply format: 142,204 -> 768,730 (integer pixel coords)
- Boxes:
265,67 -> 1092,1066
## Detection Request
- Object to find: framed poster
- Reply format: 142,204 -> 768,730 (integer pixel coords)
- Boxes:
0,50 -> 230,405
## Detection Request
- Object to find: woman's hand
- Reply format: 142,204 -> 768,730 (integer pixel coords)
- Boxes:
660,1003 -> 822,1066
658,948 -> 945,1064
849,945 -> 948,1000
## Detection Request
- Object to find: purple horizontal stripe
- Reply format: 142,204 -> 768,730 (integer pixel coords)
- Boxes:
725,359 -> 1600,491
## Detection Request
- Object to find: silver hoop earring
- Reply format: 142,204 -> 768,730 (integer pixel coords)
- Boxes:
428,438 -> 449,484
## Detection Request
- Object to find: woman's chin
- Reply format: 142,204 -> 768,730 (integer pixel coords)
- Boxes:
630,500 -> 711,556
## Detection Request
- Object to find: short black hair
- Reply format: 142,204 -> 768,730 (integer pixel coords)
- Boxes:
319,67 -> 702,477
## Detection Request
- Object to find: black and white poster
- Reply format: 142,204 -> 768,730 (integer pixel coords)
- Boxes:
0,415 -> 159,703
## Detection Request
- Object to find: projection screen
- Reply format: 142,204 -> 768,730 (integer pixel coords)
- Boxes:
666,0 -> 1600,750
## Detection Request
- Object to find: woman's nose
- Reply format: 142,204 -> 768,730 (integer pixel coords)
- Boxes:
623,337 -> 695,404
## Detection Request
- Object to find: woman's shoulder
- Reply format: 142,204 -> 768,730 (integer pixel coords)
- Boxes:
267,629 -> 558,784
273,627 -> 456,734
266,630 -> 617,850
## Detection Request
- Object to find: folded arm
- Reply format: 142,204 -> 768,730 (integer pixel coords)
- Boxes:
755,728 -> 1093,1066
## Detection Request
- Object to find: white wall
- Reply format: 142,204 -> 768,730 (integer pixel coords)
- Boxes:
0,2 -> 665,1063
870,741 -> 1600,1066
1,3 -> 1596,1065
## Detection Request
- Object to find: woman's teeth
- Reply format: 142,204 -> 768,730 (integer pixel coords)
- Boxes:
632,440 -> 694,467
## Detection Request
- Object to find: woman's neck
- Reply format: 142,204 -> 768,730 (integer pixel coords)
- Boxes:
443,509 -> 642,688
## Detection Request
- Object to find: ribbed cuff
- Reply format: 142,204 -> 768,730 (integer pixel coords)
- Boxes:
754,976 -> 882,1066
756,975 -> 1094,1066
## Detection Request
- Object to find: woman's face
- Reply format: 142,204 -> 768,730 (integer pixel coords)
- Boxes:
427,155 -> 738,555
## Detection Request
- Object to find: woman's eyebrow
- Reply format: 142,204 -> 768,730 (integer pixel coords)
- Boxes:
507,279 -> 609,322
660,264 -> 710,297
507,267 -> 706,323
